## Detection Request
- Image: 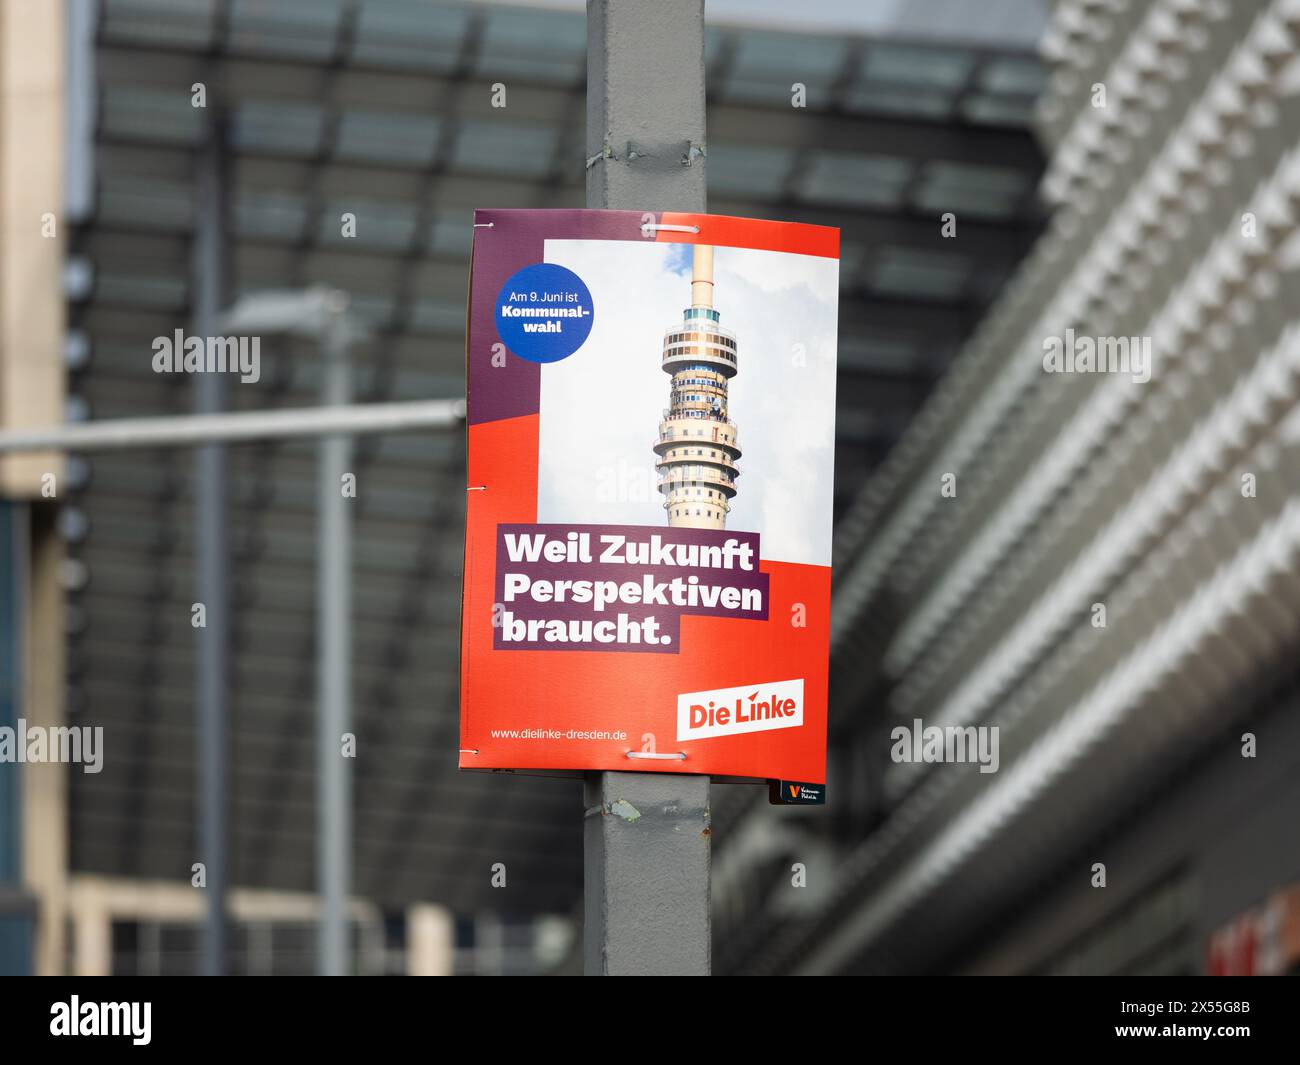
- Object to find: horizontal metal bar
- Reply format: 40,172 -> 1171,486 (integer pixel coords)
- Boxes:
0,399 -> 465,454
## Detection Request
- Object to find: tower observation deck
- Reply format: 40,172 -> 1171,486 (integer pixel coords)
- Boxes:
654,245 -> 741,530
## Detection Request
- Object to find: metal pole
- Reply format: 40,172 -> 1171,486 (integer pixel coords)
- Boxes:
583,0 -> 711,976
317,295 -> 353,975
193,112 -> 230,977
0,400 -> 463,455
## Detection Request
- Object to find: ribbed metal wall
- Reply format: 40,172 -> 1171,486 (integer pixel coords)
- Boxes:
717,0 -> 1300,974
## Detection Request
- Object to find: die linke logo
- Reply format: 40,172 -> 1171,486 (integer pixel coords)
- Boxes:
677,678 -> 804,741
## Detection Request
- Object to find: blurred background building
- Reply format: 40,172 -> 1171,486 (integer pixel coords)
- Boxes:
1,0 -> 1297,975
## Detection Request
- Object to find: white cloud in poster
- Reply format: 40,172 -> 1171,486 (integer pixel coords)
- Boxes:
536,237 -> 838,567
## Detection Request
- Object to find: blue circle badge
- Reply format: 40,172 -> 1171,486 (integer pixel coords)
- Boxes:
494,263 -> 594,363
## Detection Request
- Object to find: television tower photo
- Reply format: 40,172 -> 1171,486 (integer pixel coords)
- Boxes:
654,244 -> 742,529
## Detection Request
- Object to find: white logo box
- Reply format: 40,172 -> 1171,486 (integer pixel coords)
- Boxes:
676,678 -> 804,742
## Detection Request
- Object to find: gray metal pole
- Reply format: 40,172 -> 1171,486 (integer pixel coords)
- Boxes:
193,113 -> 230,977
583,0 -> 711,976
317,295 -> 353,975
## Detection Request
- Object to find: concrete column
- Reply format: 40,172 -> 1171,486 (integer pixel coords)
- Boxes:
0,0 -> 64,497
22,507 -> 67,975
0,0 -> 70,976
406,903 -> 455,976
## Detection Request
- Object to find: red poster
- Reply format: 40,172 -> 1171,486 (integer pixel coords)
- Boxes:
460,209 -> 838,790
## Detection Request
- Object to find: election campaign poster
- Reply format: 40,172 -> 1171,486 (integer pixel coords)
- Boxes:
460,209 -> 838,788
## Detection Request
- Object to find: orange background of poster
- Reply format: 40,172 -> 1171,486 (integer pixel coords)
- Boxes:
460,213 -> 836,781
